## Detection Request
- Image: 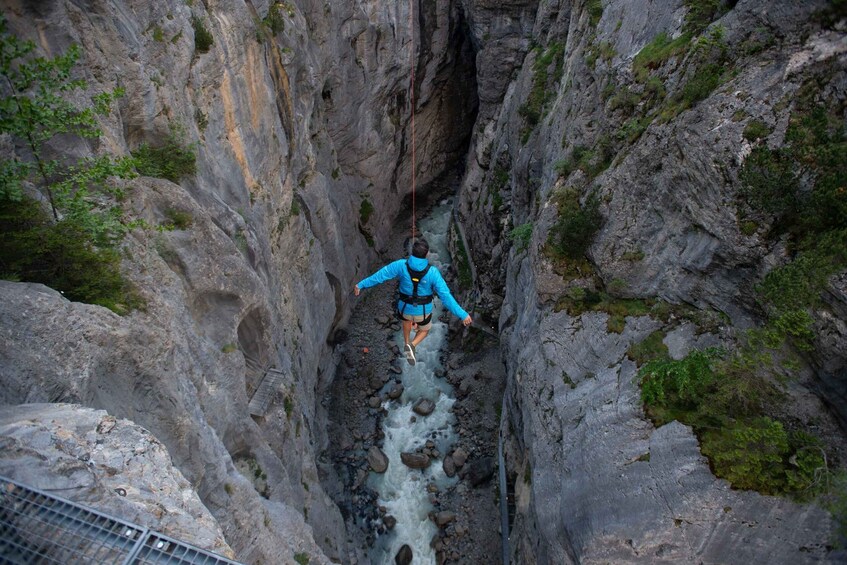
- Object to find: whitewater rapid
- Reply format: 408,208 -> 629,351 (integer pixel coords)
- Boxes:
369,198 -> 459,564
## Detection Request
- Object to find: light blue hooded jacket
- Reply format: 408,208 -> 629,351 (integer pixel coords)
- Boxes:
357,255 -> 469,319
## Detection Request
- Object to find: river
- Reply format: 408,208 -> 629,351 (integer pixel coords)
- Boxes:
368,197 -> 459,564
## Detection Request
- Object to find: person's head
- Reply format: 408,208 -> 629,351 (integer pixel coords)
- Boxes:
412,238 -> 429,259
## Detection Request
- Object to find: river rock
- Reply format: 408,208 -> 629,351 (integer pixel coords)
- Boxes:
384,515 -> 397,530
434,511 -> 456,527
431,534 -> 443,551
395,544 -> 412,565
367,446 -> 389,474
412,398 -> 436,416
400,452 -> 431,469
465,457 -> 495,487
369,375 -> 384,391
443,456 -> 457,478
368,396 -> 382,409
452,447 -> 468,468
388,383 -> 404,399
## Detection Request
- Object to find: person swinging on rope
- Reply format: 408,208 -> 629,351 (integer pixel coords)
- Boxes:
353,238 -> 473,365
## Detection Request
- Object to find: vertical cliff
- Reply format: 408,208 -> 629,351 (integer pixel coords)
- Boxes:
0,0 -> 476,562
456,0 -> 846,562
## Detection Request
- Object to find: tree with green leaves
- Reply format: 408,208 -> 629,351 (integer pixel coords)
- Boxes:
0,17 -> 141,312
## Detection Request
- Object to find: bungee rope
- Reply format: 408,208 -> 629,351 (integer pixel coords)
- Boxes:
409,0 -> 417,241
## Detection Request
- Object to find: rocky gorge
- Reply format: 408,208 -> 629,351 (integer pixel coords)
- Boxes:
0,0 -> 846,564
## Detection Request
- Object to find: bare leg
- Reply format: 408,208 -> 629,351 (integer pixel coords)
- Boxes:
402,319 -> 413,345
411,329 -> 429,348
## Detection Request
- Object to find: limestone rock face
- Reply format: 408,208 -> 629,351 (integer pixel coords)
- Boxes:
455,0 -> 845,563
0,0 -> 477,563
0,403 -> 233,558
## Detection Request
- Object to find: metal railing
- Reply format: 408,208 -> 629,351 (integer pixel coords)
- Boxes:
0,476 -> 243,564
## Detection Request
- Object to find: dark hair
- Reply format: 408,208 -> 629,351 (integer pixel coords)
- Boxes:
411,238 -> 429,258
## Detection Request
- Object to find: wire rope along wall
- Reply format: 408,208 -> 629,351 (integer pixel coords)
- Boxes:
0,476 -> 244,565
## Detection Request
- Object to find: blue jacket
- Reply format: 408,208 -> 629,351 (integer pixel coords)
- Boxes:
357,255 -> 469,319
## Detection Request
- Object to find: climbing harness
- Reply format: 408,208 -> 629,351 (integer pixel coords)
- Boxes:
397,263 -> 433,325
408,0 -> 417,240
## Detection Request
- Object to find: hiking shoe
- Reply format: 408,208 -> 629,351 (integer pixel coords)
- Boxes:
404,343 -> 416,366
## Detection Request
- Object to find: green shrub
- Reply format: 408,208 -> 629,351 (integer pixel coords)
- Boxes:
0,20 -> 141,313
192,16 -> 214,53
640,349 -> 718,421
163,208 -> 193,230
554,158 -> 574,178
683,0 -> 730,35
743,119 -> 771,142
0,196 -> 141,314
738,145 -> 798,220
509,222 -> 533,252
519,43 -> 565,139
620,249 -> 645,261
616,116 -> 651,144
359,198 -> 374,224
701,419 -> 826,497
548,188 -> 603,260
294,553 -> 309,565
608,87 -> 640,115
586,0 -> 603,26
702,418 -> 789,492
487,166 -> 509,212
133,133 -> 197,182
263,2 -> 286,34
639,349 -> 828,499
627,330 -> 668,365
632,32 -> 691,81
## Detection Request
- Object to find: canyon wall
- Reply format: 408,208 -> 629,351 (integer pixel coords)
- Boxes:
2,0 -> 846,563
456,0 -> 846,562
0,0 -> 475,562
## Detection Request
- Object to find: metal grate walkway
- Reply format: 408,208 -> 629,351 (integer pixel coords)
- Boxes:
0,476 -> 243,564
247,368 -> 286,417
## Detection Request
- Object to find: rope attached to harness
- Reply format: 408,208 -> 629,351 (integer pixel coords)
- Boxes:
408,0 -> 417,241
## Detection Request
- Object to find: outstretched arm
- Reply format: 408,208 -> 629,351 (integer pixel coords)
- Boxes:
431,271 -> 472,326
354,260 -> 404,295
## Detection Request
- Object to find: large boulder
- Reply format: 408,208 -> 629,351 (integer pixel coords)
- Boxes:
412,398 -> 436,416
400,452 -> 431,469
464,457 -> 495,487
395,544 -> 413,565
367,446 -> 389,473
